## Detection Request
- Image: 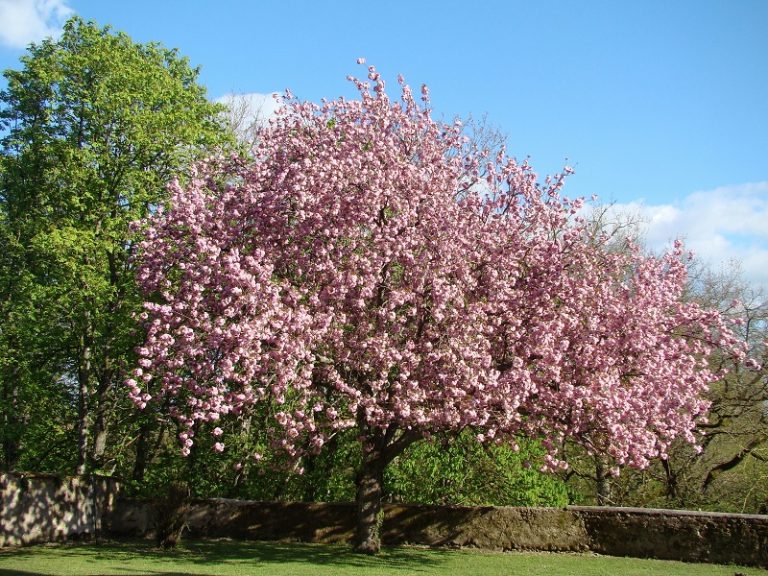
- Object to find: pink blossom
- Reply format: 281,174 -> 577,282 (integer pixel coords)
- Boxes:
129,64 -> 741,479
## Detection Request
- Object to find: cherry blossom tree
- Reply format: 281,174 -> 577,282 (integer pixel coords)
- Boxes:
129,63 -> 740,553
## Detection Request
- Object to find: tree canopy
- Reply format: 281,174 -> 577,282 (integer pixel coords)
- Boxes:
131,63 -> 741,552
0,16 -> 233,475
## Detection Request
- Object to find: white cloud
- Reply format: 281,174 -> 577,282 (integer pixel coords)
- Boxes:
0,0 -> 73,49
599,182 -> 768,293
214,92 -> 284,143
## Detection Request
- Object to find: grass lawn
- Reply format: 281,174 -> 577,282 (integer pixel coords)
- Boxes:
0,539 -> 764,576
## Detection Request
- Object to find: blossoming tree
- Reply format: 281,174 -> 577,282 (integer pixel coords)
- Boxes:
129,64 -> 739,553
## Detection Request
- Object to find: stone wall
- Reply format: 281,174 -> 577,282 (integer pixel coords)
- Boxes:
572,505 -> 768,567
4,476 -> 766,567
6,472 -> 765,566
106,498 -> 768,567
0,473 -> 119,547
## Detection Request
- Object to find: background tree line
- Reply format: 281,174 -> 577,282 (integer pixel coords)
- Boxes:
0,17 -> 765,515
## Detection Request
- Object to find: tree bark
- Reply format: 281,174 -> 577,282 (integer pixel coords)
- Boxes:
1,369 -> 21,471
352,426 -> 420,554
355,438 -> 386,554
595,455 -> 612,506
661,458 -> 678,500
131,418 -> 151,482
89,373 -> 113,471
75,312 -> 93,476
700,436 -> 764,493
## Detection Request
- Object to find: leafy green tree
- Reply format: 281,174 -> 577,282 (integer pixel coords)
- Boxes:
0,17 -> 232,475
385,432 -> 569,507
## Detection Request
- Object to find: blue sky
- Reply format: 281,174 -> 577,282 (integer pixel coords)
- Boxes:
1,0 -> 767,290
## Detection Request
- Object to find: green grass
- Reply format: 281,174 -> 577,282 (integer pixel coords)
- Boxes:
0,539 -> 764,576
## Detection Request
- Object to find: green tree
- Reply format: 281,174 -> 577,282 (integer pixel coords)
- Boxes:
386,432 -> 569,507
0,17 -> 232,475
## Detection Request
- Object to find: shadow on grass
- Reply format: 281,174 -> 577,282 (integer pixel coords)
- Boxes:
0,571 -> 222,576
0,538 -> 450,574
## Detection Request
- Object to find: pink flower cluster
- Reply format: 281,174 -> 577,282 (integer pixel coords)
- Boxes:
129,66 -> 740,470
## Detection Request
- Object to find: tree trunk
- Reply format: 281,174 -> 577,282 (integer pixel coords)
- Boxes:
89,374 -> 113,472
1,371 -> 21,471
91,421 -> 108,471
594,456 -> 612,506
1,331 -> 25,472
132,419 -> 151,482
661,458 -> 678,500
75,314 -> 93,476
133,414 -> 167,483
355,439 -> 386,554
